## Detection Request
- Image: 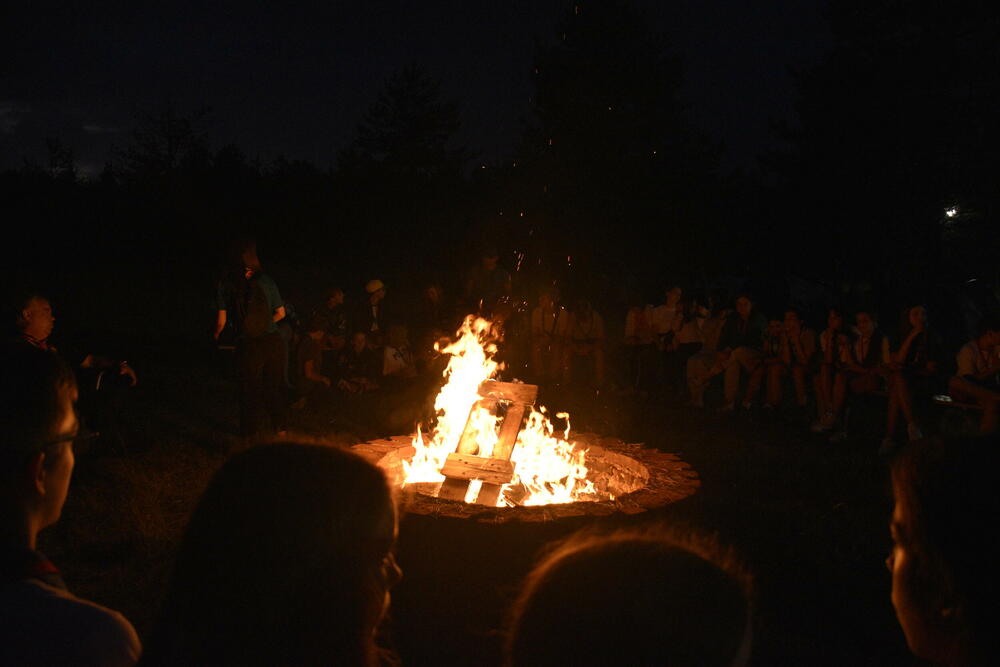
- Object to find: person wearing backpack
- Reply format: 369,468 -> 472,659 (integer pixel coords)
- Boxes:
214,240 -> 288,437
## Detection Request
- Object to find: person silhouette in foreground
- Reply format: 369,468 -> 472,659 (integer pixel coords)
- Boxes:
141,441 -> 402,666
505,527 -> 752,667
888,434 -> 1000,666
0,348 -> 141,666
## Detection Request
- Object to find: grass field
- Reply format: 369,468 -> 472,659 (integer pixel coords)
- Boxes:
40,340 -> 922,665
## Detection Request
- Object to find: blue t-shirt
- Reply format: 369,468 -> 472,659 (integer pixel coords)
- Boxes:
216,273 -> 284,336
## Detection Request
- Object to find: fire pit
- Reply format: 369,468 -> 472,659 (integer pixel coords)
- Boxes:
352,316 -> 699,522
352,433 -> 698,522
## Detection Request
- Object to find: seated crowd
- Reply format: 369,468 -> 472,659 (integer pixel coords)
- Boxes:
3,340 -> 999,665
617,287 -> 1000,443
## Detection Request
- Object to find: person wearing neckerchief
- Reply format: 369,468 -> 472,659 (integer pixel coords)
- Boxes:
0,348 -> 140,665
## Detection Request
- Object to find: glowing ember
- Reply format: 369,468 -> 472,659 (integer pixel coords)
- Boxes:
403,316 -> 596,506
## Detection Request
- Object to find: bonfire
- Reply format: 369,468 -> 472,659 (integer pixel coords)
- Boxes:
402,316 -> 596,506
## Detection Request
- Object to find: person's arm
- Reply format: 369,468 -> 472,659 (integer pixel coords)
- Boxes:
214,310 -> 227,340
303,359 -> 331,386
273,305 -> 286,323
892,327 -> 923,365
81,354 -> 138,386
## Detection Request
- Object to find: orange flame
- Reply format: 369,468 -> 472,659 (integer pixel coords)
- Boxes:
403,316 -> 594,506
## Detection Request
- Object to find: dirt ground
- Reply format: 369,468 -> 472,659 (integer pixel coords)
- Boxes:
41,340 -> 921,665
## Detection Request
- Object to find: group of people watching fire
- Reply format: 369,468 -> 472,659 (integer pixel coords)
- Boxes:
212,239 -> 999,450
3,331 -> 999,664
619,286 -> 1000,444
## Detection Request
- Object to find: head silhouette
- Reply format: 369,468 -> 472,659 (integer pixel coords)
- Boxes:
143,441 -> 400,666
506,527 -> 752,667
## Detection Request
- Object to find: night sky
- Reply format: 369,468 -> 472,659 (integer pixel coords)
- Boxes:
3,1 -> 830,177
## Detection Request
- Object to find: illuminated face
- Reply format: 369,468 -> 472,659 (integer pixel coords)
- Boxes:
828,310 -> 843,331
665,287 -> 682,305
539,293 -> 553,309
483,255 -> 499,271
909,306 -> 927,329
888,492 -> 951,663
735,297 -> 752,319
326,290 -> 344,308
21,297 -> 55,341
767,320 -> 783,338
856,312 -> 876,337
352,332 -> 367,352
783,311 -> 801,332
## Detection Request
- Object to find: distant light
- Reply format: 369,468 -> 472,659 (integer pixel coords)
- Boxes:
945,206 -> 959,218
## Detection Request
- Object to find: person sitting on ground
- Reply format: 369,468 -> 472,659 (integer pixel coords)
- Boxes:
505,527 -> 752,667
357,280 -> 389,348
887,434 -> 1000,665
813,307 -> 851,432
685,296 -> 730,408
530,288 -> 569,384
623,295 -> 657,395
292,313 -> 333,410
140,441 -> 402,666
742,317 -> 784,409
0,348 -> 141,666
562,299 -> 606,387
14,292 -> 138,454
411,282 -> 450,341
382,324 -> 417,387
828,308 -> 891,440
314,286 -> 349,351
336,331 -> 380,393
947,313 -> 1000,433
884,305 -> 944,447
768,307 -> 816,409
716,294 -> 767,412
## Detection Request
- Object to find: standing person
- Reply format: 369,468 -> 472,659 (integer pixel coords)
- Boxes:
716,294 -> 767,413
887,435 -> 1000,665
0,348 -> 141,666
213,240 -> 288,437
140,442 -> 402,666
947,313 -> 1000,433
13,292 -> 138,455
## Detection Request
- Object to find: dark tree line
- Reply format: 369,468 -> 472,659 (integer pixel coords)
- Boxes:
5,0 -> 998,335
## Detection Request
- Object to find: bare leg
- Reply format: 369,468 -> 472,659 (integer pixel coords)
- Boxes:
951,377 -> 1000,433
832,371 -> 849,420
791,365 -> 808,406
766,363 -> 783,407
745,365 -> 765,404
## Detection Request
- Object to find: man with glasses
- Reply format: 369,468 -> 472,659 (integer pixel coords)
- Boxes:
0,348 -> 141,665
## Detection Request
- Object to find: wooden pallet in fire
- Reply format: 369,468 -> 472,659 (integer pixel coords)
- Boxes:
437,380 -> 538,506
